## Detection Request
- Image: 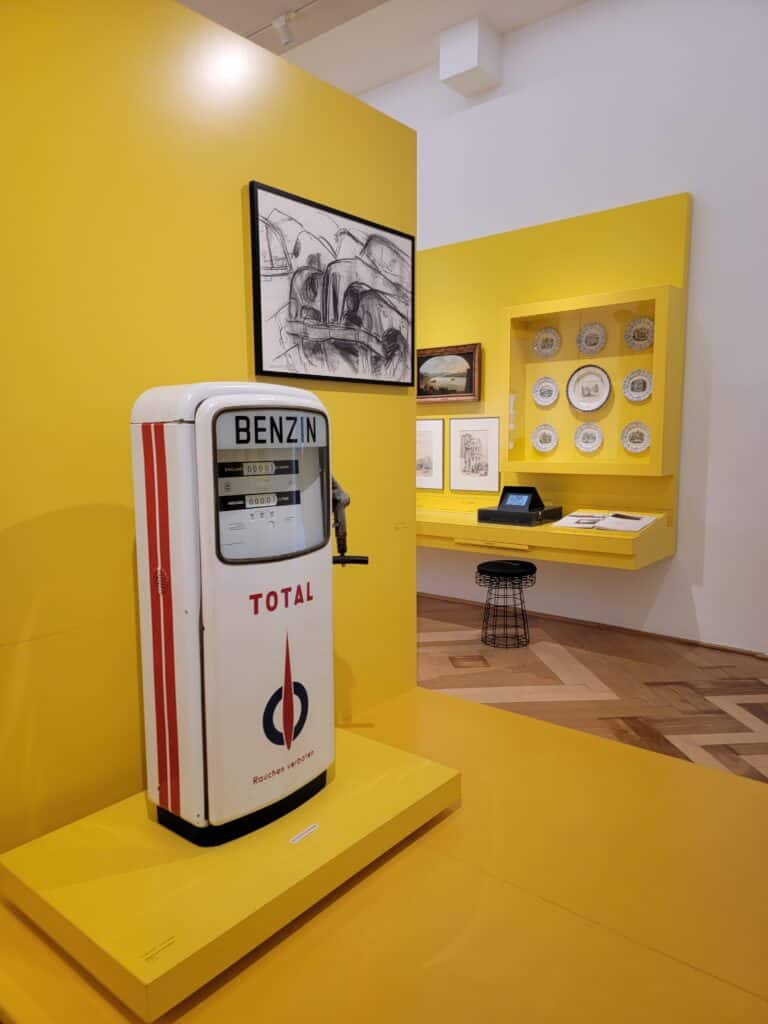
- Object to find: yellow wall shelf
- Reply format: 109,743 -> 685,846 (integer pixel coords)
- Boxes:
417,508 -> 675,571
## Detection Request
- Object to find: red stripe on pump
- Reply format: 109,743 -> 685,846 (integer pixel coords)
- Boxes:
153,423 -> 181,816
282,636 -> 295,750
142,423 -> 169,809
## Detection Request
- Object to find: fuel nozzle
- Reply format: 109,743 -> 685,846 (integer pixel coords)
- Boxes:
331,477 -> 369,567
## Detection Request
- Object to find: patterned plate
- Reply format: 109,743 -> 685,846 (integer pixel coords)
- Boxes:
624,317 -> 654,351
576,322 -> 607,356
623,369 -> 653,402
532,327 -> 561,359
574,422 -> 603,453
566,364 -> 611,412
532,423 -> 558,453
622,421 -> 651,453
532,376 -> 559,407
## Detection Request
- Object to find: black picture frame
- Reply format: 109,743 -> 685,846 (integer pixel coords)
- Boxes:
249,182 -> 415,387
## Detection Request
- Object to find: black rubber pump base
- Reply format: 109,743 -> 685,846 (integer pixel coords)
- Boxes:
157,772 -> 326,846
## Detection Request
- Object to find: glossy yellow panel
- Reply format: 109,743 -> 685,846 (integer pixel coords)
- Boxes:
0,0 -> 415,850
2,692 -> 766,1020
1,775 -> 766,1022
0,619 -> 144,850
355,689 -> 768,1002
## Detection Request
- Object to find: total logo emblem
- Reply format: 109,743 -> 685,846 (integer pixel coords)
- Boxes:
262,636 -> 308,749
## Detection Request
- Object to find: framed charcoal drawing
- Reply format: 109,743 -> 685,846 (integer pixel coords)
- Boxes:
449,417 -> 500,493
416,419 -> 444,490
249,182 -> 415,386
417,343 -> 481,403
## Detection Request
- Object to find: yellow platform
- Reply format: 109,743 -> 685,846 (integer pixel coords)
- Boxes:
417,507 -> 674,569
1,689 -> 767,1023
0,729 -> 460,1022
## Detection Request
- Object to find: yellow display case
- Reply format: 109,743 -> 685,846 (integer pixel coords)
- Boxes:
506,285 -> 686,476
415,195 -> 691,571
416,278 -> 687,570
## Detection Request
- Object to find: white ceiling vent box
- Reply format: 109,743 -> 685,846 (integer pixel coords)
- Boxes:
439,17 -> 501,97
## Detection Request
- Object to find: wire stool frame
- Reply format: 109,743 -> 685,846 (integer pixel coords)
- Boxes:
475,567 -> 537,648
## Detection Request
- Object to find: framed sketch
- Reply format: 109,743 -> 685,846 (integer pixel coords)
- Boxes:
416,419 -> 444,490
449,417 -> 500,493
417,343 -> 481,403
249,182 -> 414,386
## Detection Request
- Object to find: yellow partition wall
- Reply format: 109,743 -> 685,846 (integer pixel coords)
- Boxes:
416,195 -> 690,568
0,0 -> 416,852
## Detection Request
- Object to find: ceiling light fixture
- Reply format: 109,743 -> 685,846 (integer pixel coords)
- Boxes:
246,0 -> 321,49
272,13 -> 295,48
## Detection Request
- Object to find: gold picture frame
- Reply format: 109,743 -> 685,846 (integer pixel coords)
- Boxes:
416,343 -> 481,403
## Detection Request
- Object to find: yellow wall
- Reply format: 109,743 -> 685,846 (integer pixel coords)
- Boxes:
416,195 -> 690,516
0,1 -> 415,850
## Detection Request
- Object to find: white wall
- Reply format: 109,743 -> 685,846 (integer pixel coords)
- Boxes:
361,0 -> 768,653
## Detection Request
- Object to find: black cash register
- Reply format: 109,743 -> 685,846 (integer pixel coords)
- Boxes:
478,486 -> 562,526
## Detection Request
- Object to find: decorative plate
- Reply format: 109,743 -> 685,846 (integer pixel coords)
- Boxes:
532,376 -> 559,407
574,422 -> 603,453
623,369 -> 653,402
576,322 -> 607,356
621,421 -> 651,453
566,364 -> 611,413
532,423 -> 558,453
532,327 -> 561,359
624,317 -> 654,350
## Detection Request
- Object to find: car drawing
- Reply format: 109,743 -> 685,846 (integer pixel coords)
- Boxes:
257,205 -> 413,382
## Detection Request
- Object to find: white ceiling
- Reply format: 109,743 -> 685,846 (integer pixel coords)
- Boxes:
285,0 -> 589,95
180,0 -> 387,54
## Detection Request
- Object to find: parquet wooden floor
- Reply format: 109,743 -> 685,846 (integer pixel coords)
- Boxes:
418,595 -> 768,783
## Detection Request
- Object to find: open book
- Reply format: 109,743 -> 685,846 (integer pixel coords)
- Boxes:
554,510 -> 658,532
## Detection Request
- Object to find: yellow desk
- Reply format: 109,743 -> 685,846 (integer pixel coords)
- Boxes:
417,507 -> 675,569
2,689 -> 767,1022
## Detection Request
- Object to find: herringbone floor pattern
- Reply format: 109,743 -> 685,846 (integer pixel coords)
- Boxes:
418,595 -> 768,783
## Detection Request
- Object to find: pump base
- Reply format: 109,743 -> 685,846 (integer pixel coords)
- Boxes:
0,729 -> 460,1021
157,771 -> 326,846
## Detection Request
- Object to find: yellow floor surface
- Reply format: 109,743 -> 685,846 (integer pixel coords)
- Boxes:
2,688 -> 767,1022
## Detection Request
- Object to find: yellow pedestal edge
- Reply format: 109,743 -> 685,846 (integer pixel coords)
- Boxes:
0,745 -> 460,1021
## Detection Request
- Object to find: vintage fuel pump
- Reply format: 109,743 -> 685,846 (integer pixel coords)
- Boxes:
131,382 -> 367,845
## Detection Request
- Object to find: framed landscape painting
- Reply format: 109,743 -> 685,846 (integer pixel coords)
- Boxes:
249,182 -> 415,386
416,343 -> 481,403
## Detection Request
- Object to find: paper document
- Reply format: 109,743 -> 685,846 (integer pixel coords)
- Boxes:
554,510 -> 658,532
554,513 -> 606,529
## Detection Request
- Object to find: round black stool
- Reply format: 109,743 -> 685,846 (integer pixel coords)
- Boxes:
475,560 -> 537,648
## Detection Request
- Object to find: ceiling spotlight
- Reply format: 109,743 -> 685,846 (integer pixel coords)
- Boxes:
272,13 -> 295,49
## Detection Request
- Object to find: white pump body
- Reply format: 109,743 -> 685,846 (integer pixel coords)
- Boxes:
131,382 -> 334,834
